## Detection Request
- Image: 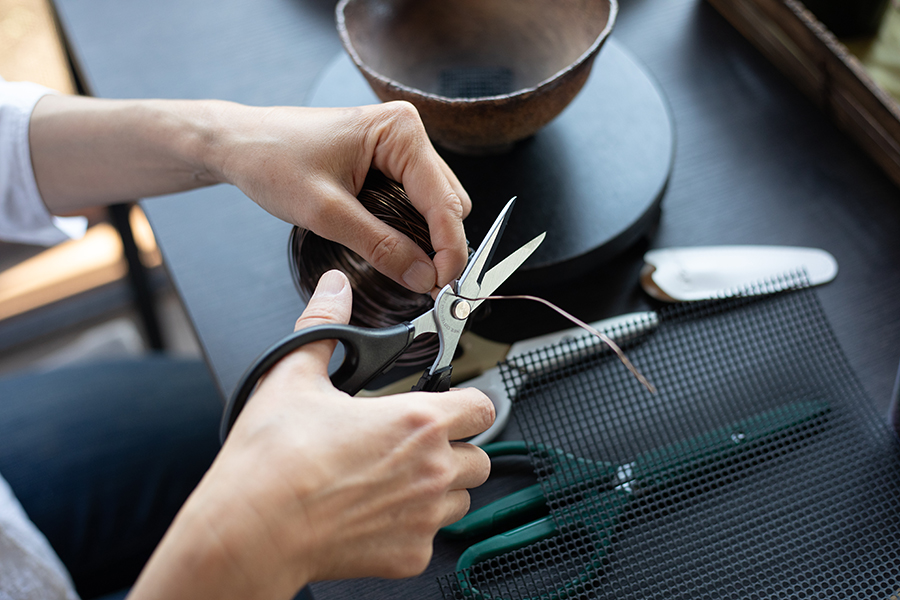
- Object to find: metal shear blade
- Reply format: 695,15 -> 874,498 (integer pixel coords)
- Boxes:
411,197 -> 546,388
222,197 -> 544,440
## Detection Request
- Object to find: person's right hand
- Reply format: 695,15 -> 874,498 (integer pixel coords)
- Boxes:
127,270 -> 494,600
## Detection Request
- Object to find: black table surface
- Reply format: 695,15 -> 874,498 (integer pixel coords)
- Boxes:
53,0 -> 900,597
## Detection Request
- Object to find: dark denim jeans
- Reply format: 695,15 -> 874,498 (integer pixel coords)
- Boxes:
0,355 -> 222,599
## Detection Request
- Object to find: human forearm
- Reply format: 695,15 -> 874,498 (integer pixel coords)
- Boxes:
29,94 -> 233,211
127,462 -> 310,600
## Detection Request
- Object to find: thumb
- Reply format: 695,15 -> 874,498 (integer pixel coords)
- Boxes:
315,186 -> 437,294
290,270 -> 353,370
294,269 -> 352,331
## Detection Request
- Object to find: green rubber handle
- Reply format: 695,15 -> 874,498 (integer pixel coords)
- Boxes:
442,483 -> 546,539
451,400 -> 832,600
482,441 -> 529,457
442,441 -> 544,539
631,399 -> 830,486
456,515 -> 558,571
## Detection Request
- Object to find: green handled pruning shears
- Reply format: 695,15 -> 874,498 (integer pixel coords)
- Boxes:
444,400 -> 830,599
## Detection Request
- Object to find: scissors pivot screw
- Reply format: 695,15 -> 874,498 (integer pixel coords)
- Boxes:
451,299 -> 472,320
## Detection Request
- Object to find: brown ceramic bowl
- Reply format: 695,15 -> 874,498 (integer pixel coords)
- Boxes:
336,0 -> 617,154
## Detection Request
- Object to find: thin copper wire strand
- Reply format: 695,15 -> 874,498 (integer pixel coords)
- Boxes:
457,293 -> 657,393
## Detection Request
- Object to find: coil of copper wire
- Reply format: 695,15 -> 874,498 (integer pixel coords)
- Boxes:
289,170 -> 439,367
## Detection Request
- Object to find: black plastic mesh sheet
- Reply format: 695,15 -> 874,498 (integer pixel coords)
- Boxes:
439,286 -> 900,599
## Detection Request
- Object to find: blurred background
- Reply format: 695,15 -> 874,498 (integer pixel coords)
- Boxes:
0,0 -> 201,376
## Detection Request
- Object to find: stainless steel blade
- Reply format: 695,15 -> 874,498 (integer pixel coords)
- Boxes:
474,231 -> 546,301
457,197 -> 517,298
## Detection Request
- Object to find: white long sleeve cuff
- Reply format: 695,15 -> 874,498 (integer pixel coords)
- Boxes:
0,79 -> 87,246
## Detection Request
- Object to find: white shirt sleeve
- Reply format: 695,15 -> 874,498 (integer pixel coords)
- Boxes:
0,78 -> 88,246
0,473 -> 80,600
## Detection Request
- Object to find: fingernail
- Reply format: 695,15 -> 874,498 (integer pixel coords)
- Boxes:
402,260 -> 436,294
313,270 -> 347,298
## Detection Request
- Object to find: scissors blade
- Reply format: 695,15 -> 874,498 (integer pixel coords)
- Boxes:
476,231 -> 545,299
409,307 -> 438,336
457,197 -> 518,298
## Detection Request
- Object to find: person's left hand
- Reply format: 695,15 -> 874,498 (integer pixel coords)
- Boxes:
208,101 -> 471,294
31,95 -> 469,294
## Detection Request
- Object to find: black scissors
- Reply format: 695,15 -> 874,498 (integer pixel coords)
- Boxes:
220,197 -> 546,442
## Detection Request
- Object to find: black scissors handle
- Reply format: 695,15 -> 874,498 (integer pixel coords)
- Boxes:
220,322 -> 414,442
